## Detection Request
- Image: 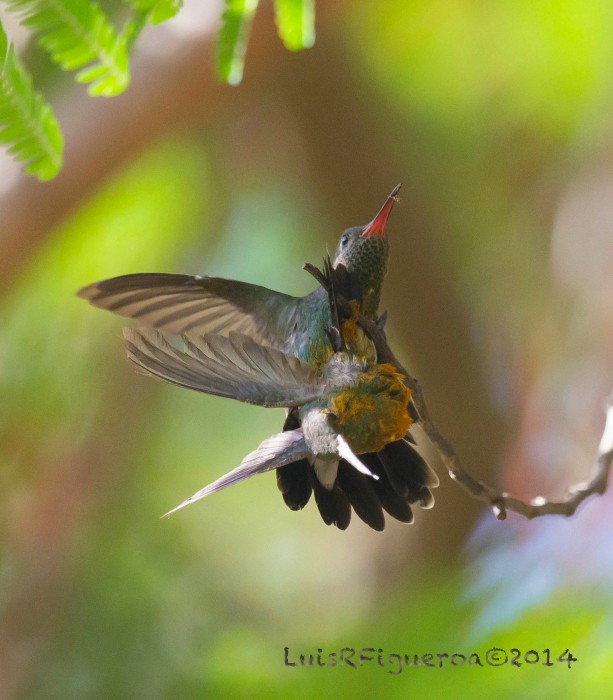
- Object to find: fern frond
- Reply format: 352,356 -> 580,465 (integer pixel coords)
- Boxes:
216,0 -> 259,86
0,20 -> 63,180
273,0 -> 314,51
5,0 -> 130,96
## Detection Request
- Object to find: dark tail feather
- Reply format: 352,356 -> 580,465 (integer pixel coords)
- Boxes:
276,415 -> 437,529
311,476 -> 352,530
359,453 -> 414,523
377,443 -> 410,498
394,440 -> 438,508
337,462 -> 385,531
378,440 -> 439,508
276,410 -> 313,510
276,459 -> 312,510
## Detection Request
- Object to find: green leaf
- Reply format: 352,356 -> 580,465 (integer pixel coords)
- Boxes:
5,0 -> 130,96
274,0 -> 315,50
122,0 -> 182,52
216,0 -> 260,86
0,20 -> 63,180
123,0 -> 182,25
122,10 -> 148,51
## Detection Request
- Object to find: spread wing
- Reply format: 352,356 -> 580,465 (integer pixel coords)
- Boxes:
78,273 -> 303,347
122,328 -> 326,407
164,429 -> 310,516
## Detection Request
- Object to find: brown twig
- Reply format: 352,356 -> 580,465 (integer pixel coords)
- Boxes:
358,314 -> 613,521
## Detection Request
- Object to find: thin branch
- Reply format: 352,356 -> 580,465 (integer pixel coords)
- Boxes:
358,314 -> 613,521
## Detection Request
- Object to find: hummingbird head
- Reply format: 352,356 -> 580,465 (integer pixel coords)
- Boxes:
333,184 -> 401,317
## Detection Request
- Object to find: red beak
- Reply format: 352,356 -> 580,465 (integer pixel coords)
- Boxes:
361,184 -> 401,238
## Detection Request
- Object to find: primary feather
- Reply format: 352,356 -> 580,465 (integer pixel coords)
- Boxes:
123,327 -> 325,408
79,273 -> 302,344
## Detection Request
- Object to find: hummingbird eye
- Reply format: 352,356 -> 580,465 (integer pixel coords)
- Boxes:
340,234 -> 349,248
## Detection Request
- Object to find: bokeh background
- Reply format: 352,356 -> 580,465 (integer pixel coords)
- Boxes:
2,1 -> 613,697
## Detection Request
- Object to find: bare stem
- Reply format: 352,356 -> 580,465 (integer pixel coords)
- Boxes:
358,314 -> 613,521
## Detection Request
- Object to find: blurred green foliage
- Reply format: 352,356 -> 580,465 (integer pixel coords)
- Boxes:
353,0 -> 613,322
0,19 -> 63,179
0,0 -> 313,178
1,139 -> 208,438
2,1 -> 613,698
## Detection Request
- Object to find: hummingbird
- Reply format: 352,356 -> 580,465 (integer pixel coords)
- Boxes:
120,257 -> 438,529
78,186 -> 439,529
77,185 -> 402,367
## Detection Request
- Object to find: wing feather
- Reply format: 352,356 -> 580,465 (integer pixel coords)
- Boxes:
78,273 -> 302,347
164,429 -> 309,516
123,328 -> 325,407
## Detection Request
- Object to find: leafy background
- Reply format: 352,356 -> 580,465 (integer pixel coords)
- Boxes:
2,0 -> 613,697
